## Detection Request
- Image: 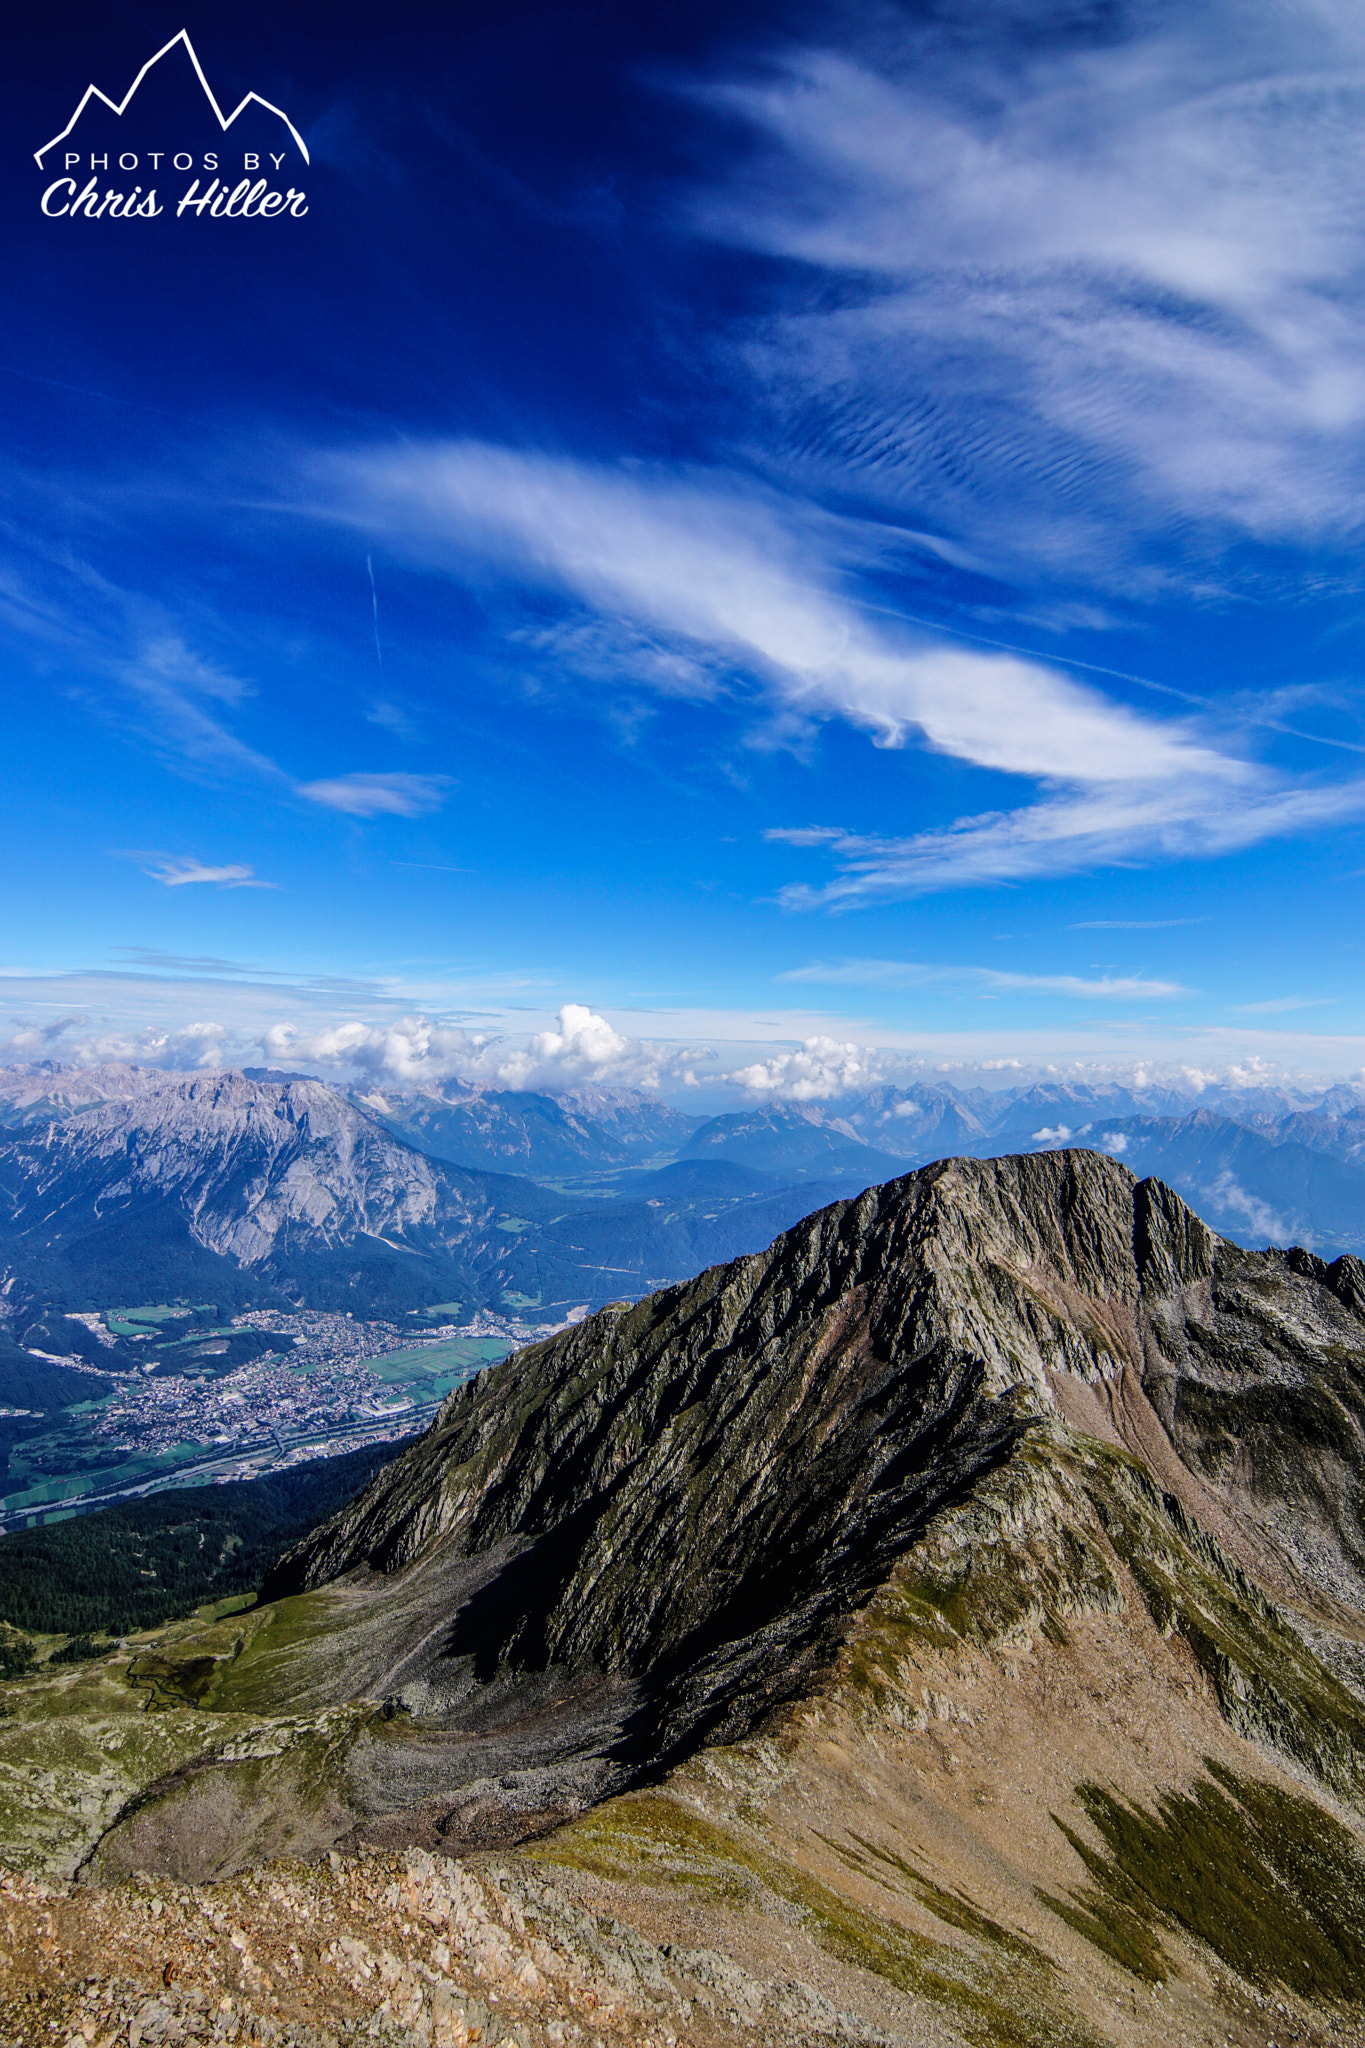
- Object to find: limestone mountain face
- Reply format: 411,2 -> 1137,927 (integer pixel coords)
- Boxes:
0,1069 -> 564,1312
0,1060 -> 168,1128
0,1071 -> 907,1318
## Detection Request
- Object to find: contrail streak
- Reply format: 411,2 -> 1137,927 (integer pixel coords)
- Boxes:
367,553 -> 383,670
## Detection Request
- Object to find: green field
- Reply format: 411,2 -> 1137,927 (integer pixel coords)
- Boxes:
364,1335 -> 511,1398
0,1439 -> 214,1519
107,1303 -> 214,1326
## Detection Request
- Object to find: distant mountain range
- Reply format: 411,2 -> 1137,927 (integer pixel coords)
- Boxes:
3,1061 -> 1365,1343
347,1079 -> 697,1180
0,1069 -> 896,1330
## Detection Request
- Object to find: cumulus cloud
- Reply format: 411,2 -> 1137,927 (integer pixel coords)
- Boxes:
261,1016 -> 490,1085
721,1035 -> 899,1101
297,772 -> 451,818
43,1021 -> 232,1070
262,1004 -> 700,1093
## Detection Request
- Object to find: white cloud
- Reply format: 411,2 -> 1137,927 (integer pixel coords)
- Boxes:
0,1015 -> 90,1060
365,698 -> 420,741
297,772 -> 451,818
768,774 -> 1365,903
779,958 -> 1186,998
695,10 -> 1365,562
262,1004 -> 700,1094
48,1021 -> 231,1070
1205,1169 -> 1296,1246
120,634 -> 287,786
313,438 -> 1365,897
721,1035 -> 899,1101
327,440 -> 1232,782
494,1003 -> 688,1091
139,856 -> 276,890
1233,995 -> 1338,1014
261,1016 -> 490,1085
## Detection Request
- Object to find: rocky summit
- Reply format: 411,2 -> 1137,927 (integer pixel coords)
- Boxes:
4,1149 -> 1365,2048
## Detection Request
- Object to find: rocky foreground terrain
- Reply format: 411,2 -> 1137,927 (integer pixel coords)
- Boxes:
3,1151 -> 1365,2046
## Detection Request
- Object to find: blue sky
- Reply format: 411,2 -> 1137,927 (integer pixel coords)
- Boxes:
5,0 -> 1365,1099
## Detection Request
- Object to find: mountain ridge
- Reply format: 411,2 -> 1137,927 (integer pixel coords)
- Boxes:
6,1061 -> 1365,1337
8,1148 -> 1365,2046
243,1150 -> 1365,1788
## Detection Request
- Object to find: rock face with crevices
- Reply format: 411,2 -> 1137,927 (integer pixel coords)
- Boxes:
263,1151 -> 1365,1769
0,1068 -> 571,1313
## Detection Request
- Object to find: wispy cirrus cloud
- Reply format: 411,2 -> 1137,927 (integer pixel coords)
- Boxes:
1233,994 -> 1338,1014
324,440 -> 1231,779
694,5 -> 1365,571
133,855 -> 276,890
779,958 -> 1187,999
118,634 -> 288,787
297,771 -> 451,818
314,437 -> 1365,898
0,537 -> 453,830
767,769 -> 1365,904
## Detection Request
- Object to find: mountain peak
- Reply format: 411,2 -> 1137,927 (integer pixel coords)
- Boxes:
262,1151 -> 1244,1767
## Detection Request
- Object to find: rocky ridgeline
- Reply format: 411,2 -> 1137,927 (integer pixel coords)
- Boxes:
265,1151 -> 1365,1769
0,1070 -> 461,1267
0,1844 -> 874,2048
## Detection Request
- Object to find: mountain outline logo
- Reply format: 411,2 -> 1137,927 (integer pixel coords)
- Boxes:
34,28 -> 309,169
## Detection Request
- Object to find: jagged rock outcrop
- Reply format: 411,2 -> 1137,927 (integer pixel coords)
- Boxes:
0,1069 -> 569,1313
262,1151 -> 1365,1770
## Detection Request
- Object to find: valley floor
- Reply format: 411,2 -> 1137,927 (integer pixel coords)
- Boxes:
0,1311 -> 567,1535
